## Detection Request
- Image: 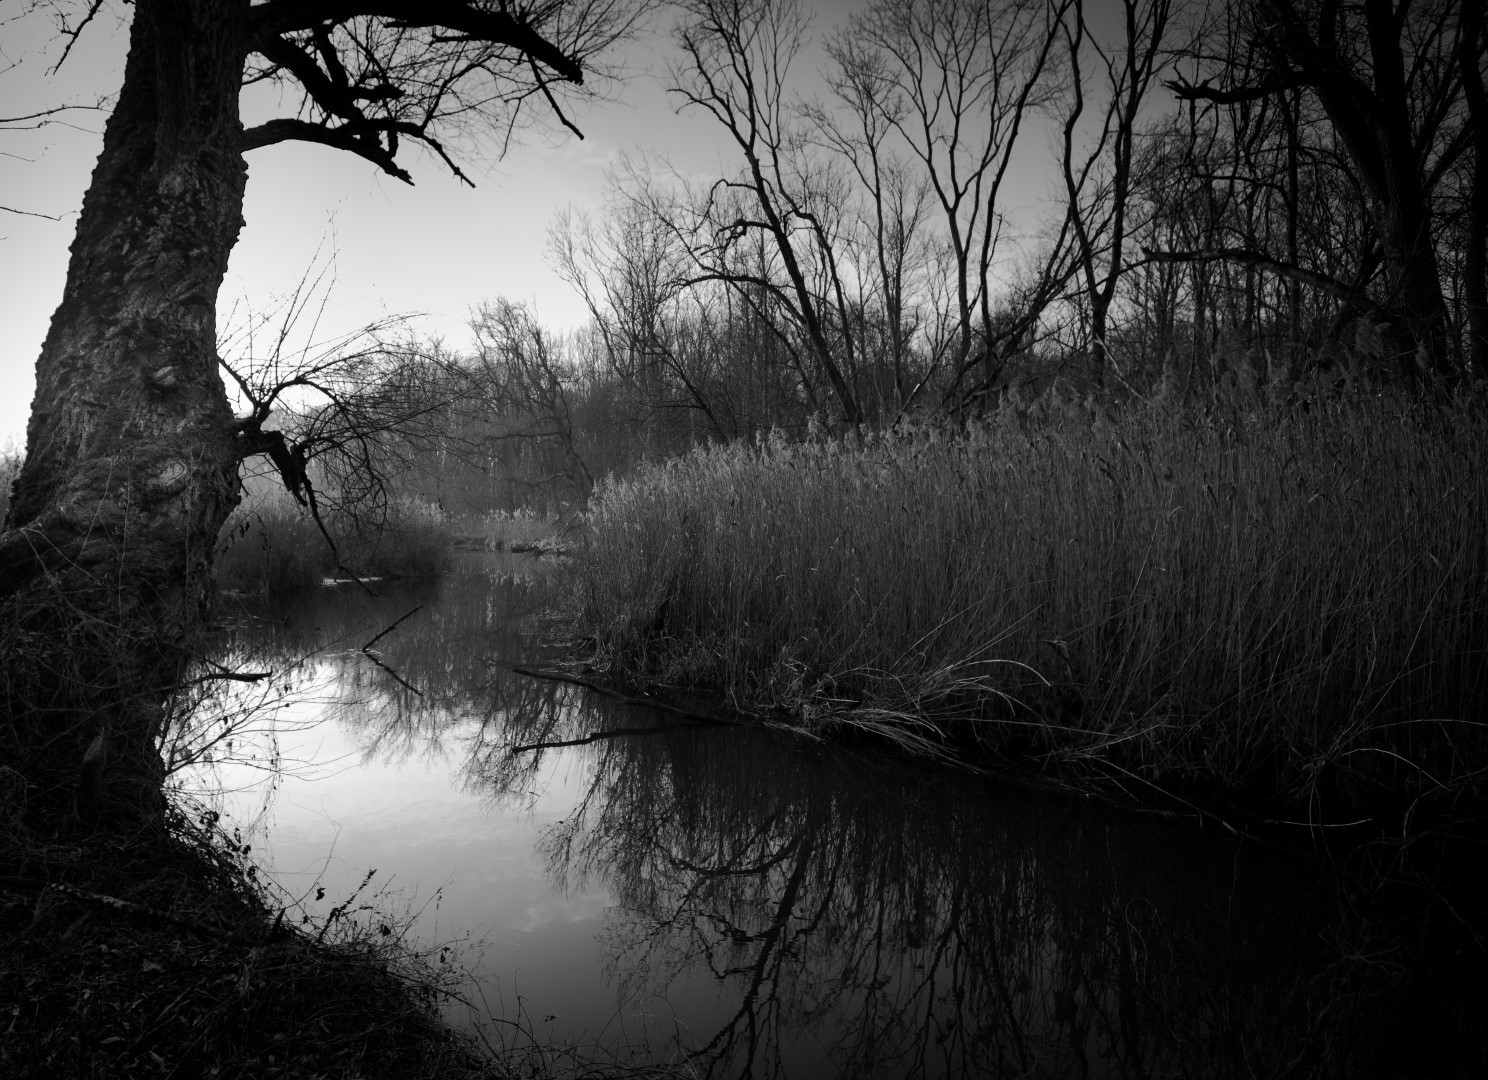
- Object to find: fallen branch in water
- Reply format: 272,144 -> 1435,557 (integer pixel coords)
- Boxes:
362,607 -> 424,696
510,720 -> 733,754
508,665 -> 742,727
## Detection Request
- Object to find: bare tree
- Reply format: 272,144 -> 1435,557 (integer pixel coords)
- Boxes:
843,0 -> 1072,409
806,34 -> 940,413
551,201 -> 735,437
220,286 -> 462,564
1059,0 -> 1175,388
1133,17 -> 1389,388
468,298 -> 596,502
0,0 -> 643,813
668,0 -> 864,424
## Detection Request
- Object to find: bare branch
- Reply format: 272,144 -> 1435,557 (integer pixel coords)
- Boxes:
0,204 -> 66,221
530,54 -> 585,139
1136,245 -> 1372,307
0,104 -> 104,126
49,0 -> 108,74
248,1 -> 587,83
1165,71 -> 1306,105
241,118 -> 415,183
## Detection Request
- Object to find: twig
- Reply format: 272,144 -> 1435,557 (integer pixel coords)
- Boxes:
362,606 -> 423,652
358,607 -> 425,696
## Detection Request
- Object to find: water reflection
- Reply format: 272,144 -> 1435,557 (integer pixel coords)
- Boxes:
513,710 -> 1484,1078
194,556 -> 1484,1079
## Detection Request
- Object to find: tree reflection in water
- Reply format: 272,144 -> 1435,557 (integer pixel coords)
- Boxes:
197,559 -> 1483,1079
479,696 -> 1480,1079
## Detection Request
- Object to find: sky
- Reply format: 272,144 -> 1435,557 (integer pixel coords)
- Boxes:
0,0 -> 862,446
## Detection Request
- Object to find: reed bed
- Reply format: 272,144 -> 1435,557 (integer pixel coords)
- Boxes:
216,491 -> 452,593
571,391 -> 1488,815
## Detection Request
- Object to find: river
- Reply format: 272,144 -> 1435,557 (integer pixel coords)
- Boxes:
176,553 -> 1484,1079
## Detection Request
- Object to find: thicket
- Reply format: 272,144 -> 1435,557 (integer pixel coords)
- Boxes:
569,384 -> 1488,821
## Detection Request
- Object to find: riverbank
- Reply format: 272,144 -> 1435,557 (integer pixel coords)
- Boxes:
568,388 -> 1488,826
0,550 -> 644,1080
0,797 -> 502,1079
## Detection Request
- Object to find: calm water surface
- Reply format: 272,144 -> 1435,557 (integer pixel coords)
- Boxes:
180,554 -> 1484,1079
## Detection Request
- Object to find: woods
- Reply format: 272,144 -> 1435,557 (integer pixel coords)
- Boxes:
434,0 -> 1485,472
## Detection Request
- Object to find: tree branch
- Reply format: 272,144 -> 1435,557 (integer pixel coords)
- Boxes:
248,1 -> 585,83
240,118 -> 415,183
529,55 -> 585,140
1164,71 -> 1306,105
1137,245 -> 1371,307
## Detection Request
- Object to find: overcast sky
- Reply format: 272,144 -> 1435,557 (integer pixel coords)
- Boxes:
0,0 -> 868,446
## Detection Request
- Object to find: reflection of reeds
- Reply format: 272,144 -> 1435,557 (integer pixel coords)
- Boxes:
572,392 -> 1488,814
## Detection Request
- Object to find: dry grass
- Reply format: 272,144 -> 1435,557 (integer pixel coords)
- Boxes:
215,491 -> 453,594
570,387 -> 1488,817
0,444 -> 20,524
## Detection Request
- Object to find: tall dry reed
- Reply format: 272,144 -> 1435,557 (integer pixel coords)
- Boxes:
0,445 -> 21,524
571,391 -> 1488,811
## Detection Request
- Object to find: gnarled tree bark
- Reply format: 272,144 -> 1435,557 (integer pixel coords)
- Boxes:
0,0 -> 247,807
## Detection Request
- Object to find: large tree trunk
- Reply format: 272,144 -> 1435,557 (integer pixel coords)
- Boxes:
1361,120 -> 1454,381
1261,0 -> 1457,382
0,0 -> 247,813
1460,0 -> 1488,378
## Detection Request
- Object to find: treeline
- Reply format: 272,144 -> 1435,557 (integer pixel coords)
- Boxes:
545,0 -> 1484,424
3,1 -> 1484,521
220,0 -> 1484,516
